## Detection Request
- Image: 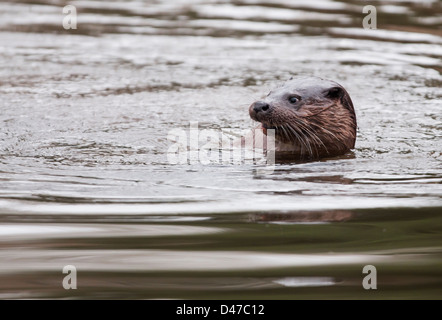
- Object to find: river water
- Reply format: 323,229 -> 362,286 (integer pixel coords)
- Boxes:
0,0 -> 441,299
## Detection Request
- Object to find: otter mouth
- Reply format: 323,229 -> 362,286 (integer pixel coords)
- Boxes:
262,123 -> 275,130
261,123 -> 277,135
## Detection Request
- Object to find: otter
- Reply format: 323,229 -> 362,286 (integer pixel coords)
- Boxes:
248,76 -> 357,159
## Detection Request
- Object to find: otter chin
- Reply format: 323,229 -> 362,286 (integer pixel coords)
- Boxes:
249,76 -> 357,159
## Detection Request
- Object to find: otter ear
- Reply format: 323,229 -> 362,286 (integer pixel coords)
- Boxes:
326,87 -> 344,100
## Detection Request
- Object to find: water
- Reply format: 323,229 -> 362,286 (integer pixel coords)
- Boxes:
0,0 -> 441,299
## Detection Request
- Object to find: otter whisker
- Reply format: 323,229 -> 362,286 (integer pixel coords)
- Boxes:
278,125 -> 292,145
291,120 -> 319,157
278,124 -> 302,154
286,123 -> 312,157
285,124 -> 306,156
309,122 -> 342,145
280,124 -> 300,153
282,121 -> 310,157
294,119 -> 329,155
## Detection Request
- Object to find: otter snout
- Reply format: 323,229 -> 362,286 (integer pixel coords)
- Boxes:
249,101 -> 271,121
253,101 -> 270,113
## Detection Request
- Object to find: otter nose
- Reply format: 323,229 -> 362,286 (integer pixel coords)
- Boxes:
253,101 -> 270,113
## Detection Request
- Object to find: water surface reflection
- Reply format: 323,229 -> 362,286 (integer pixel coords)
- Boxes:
0,0 -> 441,299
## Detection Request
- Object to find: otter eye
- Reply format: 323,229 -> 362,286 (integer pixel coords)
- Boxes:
288,96 -> 299,104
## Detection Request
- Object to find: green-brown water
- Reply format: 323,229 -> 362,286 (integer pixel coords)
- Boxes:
0,0 -> 441,299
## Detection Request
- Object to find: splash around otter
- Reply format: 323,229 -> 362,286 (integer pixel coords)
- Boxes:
248,76 -> 357,160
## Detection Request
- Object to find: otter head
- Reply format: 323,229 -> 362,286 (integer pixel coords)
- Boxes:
249,76 -> 357,158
